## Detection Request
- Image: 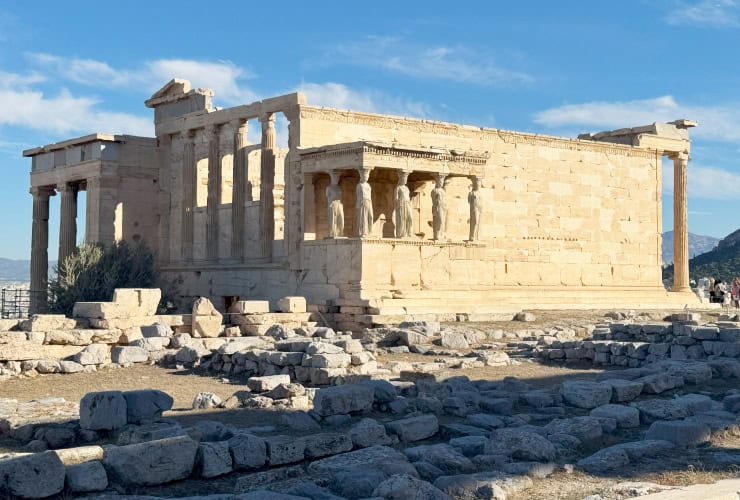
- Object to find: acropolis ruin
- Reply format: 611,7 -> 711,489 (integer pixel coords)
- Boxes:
26,79 -> 700,324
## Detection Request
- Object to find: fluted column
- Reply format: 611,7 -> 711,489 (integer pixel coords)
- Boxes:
57,182 -> 78,265
30,186 -> 55,314
181,131 -> 196,261
206,125 -> 221,261
259,113 -> 276,260
231,119 -> 248,260
673,152 -> 690,292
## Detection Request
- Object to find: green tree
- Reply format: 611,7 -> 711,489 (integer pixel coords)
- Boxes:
49,241 -> 164,316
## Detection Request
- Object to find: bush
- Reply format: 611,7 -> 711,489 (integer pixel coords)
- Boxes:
49,241 -> 163,316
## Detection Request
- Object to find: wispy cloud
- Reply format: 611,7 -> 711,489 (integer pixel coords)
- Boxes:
318,36 -> 533,86
664,0 -> 740,27
0,72 -> 152,136
297,82 -> 432,118
26,53 -> 258,106
664,162 -> 740,200
533,95 -> 740,142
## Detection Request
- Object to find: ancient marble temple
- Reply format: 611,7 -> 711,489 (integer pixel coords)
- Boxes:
26,79 -> 699,325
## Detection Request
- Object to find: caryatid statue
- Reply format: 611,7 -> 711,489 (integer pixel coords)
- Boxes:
394,170 -> 413,238
468,176 -> 482,241
431,174 -> 447,241
356,168 -> 374,237
326,171 -> 344,238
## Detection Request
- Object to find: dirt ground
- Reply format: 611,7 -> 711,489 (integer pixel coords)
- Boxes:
1,309 -> 737,498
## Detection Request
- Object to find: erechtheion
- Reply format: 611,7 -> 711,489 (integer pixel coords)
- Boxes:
25,79 -> 700,327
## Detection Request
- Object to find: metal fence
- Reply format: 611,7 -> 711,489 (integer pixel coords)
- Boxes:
0,289 -> 50,318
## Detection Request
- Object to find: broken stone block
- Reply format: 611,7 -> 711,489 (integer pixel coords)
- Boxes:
191,297 -> 223,338
228,433 -> 267,470
123,389 -> 173,424
73,344 -> 109,365
602,378 -> 643,402
20,314 -> 76,332
278,296 -> 307,313
232,300 -> 270,314
433,470 -> 533,499
65,460 -> 108,493
103,435 -> 198,486
0,450 -> 66,498
439,331 -> 469,349
386,414 -> 439,442
192,392 -> 222,409
560,380 -> 612,409
266,435 -> 307,465
636,373 -> 684,394
404,443 -> 475,475
487,428 -> 556,462
80,391 -> 127,431
645,420 -> 711,446
304,432 -> 353,458
350,418 -> 394,448
141,323 -> 172,338
196,441 -> 233,478
312,384 -> 375,416
247,374 -> 291,393
110,346 -> 148,364
373,473 -> 450,500
590,404 -> 640,428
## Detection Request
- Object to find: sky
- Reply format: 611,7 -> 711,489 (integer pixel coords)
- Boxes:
1,0 -> 739,259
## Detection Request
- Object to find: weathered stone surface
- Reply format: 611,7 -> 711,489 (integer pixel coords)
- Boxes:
73,343 -> 109,365
560,380 -> 612,409
265,435 -> 306,465
434,471 -> 533,499
80,391 -> 127,431
141,323 -> 172,338
313,384 -> 375,416
247,374 -> 291,393
103,435 -> 198,486
196,441 -> 233,478
281,411 -> 321,433
0,450 -> 66,498
603,379 -> 644,402
404,444 -> 475,475
278,296 -> 307,313
129,336 -> 171,352
192,392 -> 222,409
0,343 -> 82,362
590,404 -> 640,428
637,373 -> 684,394
307,446 -> 419,498
361,379 -> 397,403
123,389 -> 173,424
65,460 -> 108,492
634,399 -> 690,423
544,416 -> 604,442
386,414 -> 439,442
488,428 -> 556,462
116,422 -> 185,445
644,420 -> 711,446
439,331 -> 469,349
372,473 -> 451,500
577,446 -> 630,473
304,432 -> 353,458
350,418 -> 394,448
111,346 -> 148,364
192,297 -> 223,338
20,314 -> 76,332
229,433 -> 267,470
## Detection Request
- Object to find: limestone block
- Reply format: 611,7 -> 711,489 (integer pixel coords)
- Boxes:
228,433 -> 267,470
111,346 -> 148,364
0,344 -> 83,362
196,441 -> 233,478
374,474 -> 450,500
488,428 -> 556,462
278,296 -> 307,313
112,288 -> 161,316
644,420 -> 711,446
103,436 -> 198,486
54,445 -> 105,465
0,450 -> 66,498
247,374 -> 291,392
141,323 -> 172,338
265,435 -> 306,465
590,404 -> 640,428
350,418 -> 394,448
66,460 -> 108,493
20,314 -> 76,332
79,391 -> 127,431
232,300 -> 270,314
44,330 -> 95,345
313,385 -> 375,416
60,360 -> 85,373
191,297 -> 223,338
560,381 -> 612,409
123,389 -> 173,424
311,353 -> 351,368
386,414 -> 439,442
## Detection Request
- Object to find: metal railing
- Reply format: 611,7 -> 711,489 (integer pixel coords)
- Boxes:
0,289 -> 51,318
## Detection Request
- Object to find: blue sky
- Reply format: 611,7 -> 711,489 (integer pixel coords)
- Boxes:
1,0 -> 739,259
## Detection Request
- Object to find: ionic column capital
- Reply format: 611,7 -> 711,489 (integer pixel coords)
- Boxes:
231,118 -> 248,134
30,186 -> 55,199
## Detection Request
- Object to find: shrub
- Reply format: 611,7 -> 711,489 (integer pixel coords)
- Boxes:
49,241 -> 163,316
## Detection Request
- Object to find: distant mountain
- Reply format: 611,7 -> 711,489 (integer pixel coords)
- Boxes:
662,231 -> 719,265
663,228 -> 740,284
0,258 -> 57,284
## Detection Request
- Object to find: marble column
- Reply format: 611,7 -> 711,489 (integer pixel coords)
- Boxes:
181,131 -> 196,261
57,182 -> 78,265
30,186 -> 55,314
231,119 -> 248,260
673,152 -> 690,292
84,177 -> 100,243
206,125 -> 221,261
259,113 -> 276,260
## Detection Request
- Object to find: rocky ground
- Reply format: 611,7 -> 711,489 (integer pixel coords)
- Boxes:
0,310 -> 738,499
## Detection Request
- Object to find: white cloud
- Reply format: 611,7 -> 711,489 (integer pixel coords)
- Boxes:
320,36 -> 533,86
665,0 -> 740,27
0,87 -> 152,136
27,53 -> 258,106
663,161 -> 740,200
533,95 -> 740,142
297,82 -> 432,118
